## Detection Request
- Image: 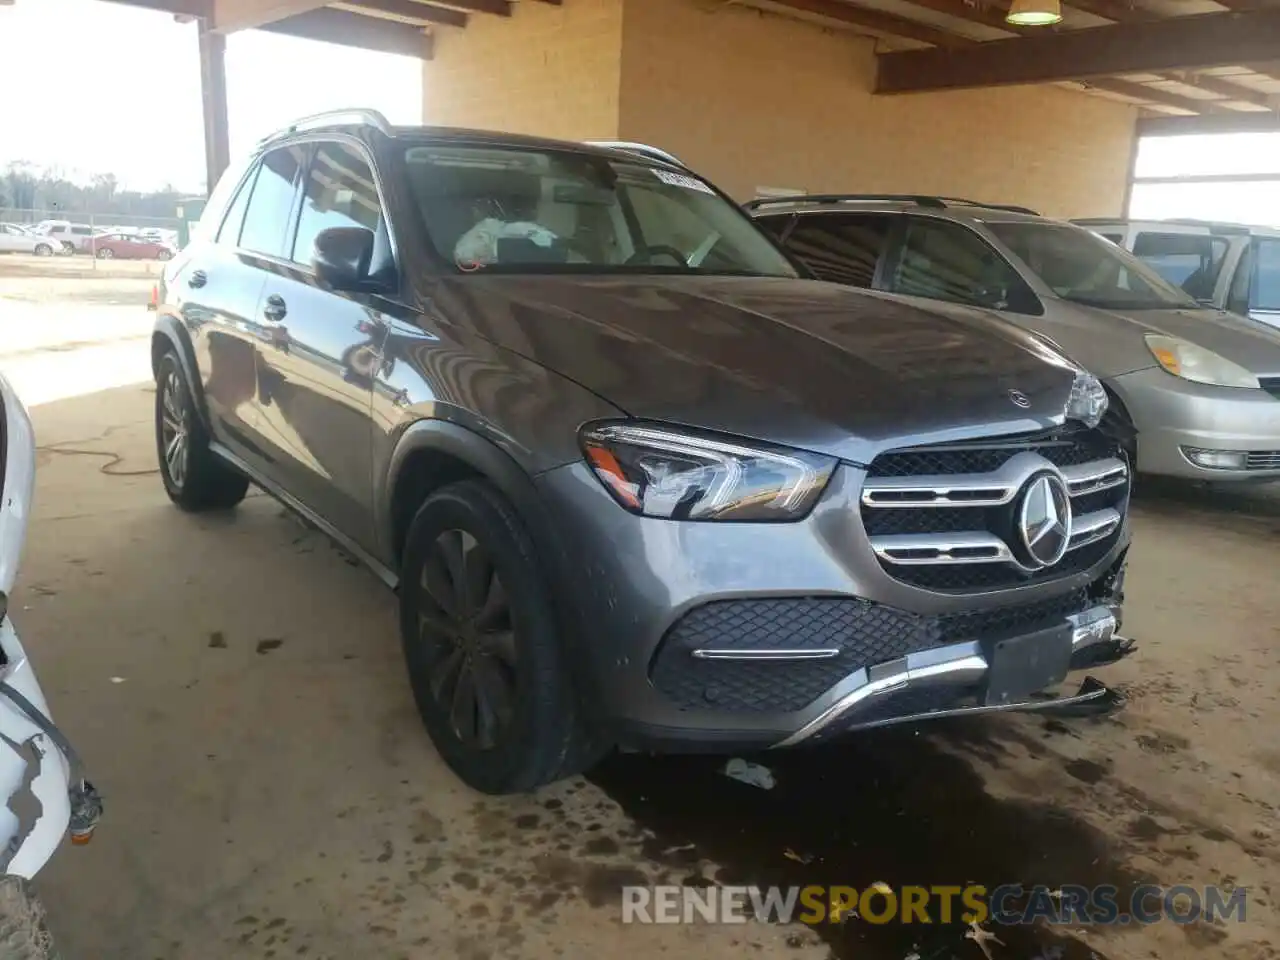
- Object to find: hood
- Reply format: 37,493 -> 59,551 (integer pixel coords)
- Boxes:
434,275 -> 1081,464
1104,306 -> 1280,376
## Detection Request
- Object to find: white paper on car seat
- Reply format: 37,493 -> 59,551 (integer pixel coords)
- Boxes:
454,218 -> 560,265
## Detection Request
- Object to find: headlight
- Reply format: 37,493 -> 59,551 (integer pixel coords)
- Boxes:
579,422 -> 836,521
1066,372 -> 1108,429
1144,335 -> 1258,389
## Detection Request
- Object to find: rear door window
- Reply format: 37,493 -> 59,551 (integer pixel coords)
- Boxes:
763,213 -> 891,289
1253,239 -> 1280,311
890,217 -> 1041,314
1132,232 -> 1227,301
238,144 -> 307,259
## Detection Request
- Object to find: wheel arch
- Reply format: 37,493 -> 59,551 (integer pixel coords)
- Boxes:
150,317 -> 212,432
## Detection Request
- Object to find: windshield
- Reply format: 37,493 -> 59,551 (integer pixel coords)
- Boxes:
400,143 -> 798,278
987,220 -> 1198,311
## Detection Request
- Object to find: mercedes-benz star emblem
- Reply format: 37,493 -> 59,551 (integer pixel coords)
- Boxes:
1008,389 -> 1031,409
1017,474 -> 1072,568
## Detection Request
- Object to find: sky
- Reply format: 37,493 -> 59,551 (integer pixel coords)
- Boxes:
2,1 -> 1280,223
0,0 -> 422,193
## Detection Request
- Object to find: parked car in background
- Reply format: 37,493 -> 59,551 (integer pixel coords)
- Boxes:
87,232 -> 174,261
152,112 -> 1132,795
1074,218 -> 1280,333
751,195 -> 1280,482
31,221 -> 94,255
0,224 -> 57,257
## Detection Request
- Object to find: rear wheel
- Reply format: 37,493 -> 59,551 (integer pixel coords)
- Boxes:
155,351 -> 249,511
157,249 -> 173,262
399,480 -> 602,794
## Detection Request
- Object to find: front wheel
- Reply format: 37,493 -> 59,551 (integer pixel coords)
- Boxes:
96,247 -> 114,260
399,480 -> 604,794
32,244 -> 52,258
0,878 -> 57,960
156,249 -> 173,262
155,352 -> 249,511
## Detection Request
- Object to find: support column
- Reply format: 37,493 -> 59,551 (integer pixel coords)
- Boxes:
198,19 -> 231,195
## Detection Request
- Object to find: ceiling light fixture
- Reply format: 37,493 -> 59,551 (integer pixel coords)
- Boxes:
1006,0 -> 1062,26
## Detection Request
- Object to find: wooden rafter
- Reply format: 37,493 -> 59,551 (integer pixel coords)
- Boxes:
429,0 -> 511,14
1063,0 -> 1148,20
897,0 -> 1024,33
764,0 -> 974,47
1161,71 -> 1274,109
877,9 -> 1280,92
1085,77 -> 1231,113
338,0 -> 468,27
261,6 -> 432,56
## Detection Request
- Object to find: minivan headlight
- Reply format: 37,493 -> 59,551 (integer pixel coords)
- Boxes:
1144,335 -> 1258,389
579,422 -> 836,521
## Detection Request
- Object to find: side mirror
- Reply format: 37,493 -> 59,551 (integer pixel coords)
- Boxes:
312,226 -> 376,292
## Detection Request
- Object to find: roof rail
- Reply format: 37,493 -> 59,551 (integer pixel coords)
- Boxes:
743,194 -> 1040,216
259,108 -> 393,145
584,140 -> 686,168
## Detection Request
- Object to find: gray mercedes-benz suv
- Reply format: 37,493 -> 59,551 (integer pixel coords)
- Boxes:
151,110 -> 1132,794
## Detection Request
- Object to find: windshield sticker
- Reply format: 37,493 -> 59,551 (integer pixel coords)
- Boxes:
652,170 -> 715,195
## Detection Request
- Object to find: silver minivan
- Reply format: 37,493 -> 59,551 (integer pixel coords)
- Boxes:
1075,217 -> 1280,333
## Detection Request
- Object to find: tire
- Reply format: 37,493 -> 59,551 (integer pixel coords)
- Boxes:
155,351 -> 249,511
32,244 -> 52,258
157,249 -> 173,262
58,242 -> 74,256
0,878 -> 57,960
399,480 -> 601,794
96,247 -> 113,260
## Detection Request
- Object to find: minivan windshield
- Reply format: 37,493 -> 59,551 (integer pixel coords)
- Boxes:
987,220 -> 1199,311
401,143 -> 799,278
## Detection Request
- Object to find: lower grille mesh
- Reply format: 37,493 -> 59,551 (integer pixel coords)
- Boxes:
650,589 -> 1091,714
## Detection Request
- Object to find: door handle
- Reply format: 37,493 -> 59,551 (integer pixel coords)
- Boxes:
187,269 -> 207,289
263,294 -> 288,322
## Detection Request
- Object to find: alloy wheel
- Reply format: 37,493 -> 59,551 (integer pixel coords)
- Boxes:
418,529 -> 517,751
160,370 -> 189,489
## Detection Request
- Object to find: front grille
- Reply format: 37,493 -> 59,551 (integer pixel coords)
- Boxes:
1247,451 -> 1280,470
650,590 -> 1092,714
861,426 -> 1128,593
1260,376 -> 1280,401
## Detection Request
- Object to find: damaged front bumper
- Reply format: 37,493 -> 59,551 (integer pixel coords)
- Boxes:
775,605 -> 1132,746
0,615 -> 101,879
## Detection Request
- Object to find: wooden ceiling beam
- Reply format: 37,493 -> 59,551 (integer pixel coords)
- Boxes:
1085,77 -> 1230,113
877,10 -> 1280,93
338,0 -> 467,26
429,0 -> 510,14
1062,0 -> 1148,20
897,0 -> 1023,33
765,0 -> 974,47
260,6 -> 433,56
1161,71 -> 1274,108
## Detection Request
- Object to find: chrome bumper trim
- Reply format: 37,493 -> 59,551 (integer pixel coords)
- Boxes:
774,604 -> 1122,747
691,647 -> 842,661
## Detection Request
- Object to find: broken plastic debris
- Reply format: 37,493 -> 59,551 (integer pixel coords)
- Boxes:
722,758 -> 775,790
965,919 -> 1005,960
783,848 -> 812,864
109,677 -> 125,684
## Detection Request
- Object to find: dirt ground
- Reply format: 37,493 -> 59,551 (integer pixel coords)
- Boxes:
3,282 -> 1279,960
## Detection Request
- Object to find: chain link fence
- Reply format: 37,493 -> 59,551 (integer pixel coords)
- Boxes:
0,208 -> 192,277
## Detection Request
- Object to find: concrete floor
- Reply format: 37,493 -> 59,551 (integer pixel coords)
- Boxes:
4,281 -> 1279,960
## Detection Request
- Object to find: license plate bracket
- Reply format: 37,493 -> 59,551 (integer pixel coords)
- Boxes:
982,622 -> 1073,706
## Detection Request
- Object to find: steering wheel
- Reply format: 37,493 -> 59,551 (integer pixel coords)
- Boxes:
626,244 -> 689,267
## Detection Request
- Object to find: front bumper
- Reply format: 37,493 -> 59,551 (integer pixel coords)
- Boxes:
0,617 -> 72,879
536,460 -> 1130,753
1114,366 -> 1280,480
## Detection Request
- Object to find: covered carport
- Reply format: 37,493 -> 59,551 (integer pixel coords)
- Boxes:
108,0 -> 1280,217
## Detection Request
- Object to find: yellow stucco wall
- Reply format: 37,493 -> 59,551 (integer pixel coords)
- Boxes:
422,0 -> 1137,218
423,0 -> 625,142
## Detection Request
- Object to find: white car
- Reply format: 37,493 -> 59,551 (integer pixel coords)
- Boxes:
0,225 -> 57,258
0,372 -> 100,949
